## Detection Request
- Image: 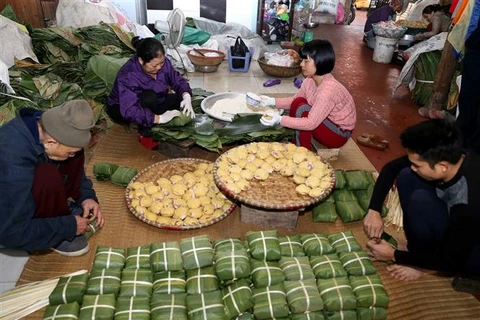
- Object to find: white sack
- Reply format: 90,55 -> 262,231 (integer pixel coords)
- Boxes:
0,16 -> 38,68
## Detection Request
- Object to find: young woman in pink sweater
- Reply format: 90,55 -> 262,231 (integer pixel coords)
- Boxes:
259,39 -> 356,150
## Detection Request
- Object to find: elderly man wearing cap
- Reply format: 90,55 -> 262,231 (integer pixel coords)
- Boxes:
0,100 -> 105,256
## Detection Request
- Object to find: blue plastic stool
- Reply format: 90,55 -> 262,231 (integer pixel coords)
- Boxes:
228,47 -> 254,72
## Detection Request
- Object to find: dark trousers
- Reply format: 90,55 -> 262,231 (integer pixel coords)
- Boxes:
397,168 -> 480,273
106,90 -> 181,126
32,151 -> 85,218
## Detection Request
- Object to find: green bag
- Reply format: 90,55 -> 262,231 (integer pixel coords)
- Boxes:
300,233 -> 334,256
335,200 -> 366,223
278,256 -> 315,281
92,246 -> 125,270
356,307 -> 388,320
214,249 -> 251,281
344,170 -> 372,190
317,277 -> 356,312
186,266 -> 219,294
186,290 -> 226,320
252,284 -> 289,320
49,272 -> 89,305
118,269 -> 153,298
110,166 -> 138,187
247,230 -> 281,261
323,310 -> 357,320
328,231 -> 362,253
214,238 -> 245,252
284,279 -> 323,313
152,270 -> 186,294
279,235 -> 305,257
334,170 -> 346,189
151,293 -> 187,320
114,297 -> 150,320
332,189 -> 357,202
93,162 -> 119,181
250,259 -> 285,288
150,241 -> 183,272
43,302 -> 79,320
350,274 -> 389,308
290,312 -> 325,320
78,294 -> 116,320
222,279 -> 254,319
86,268 -> 121,296
181,26 -> 211,45
338,251 -> 376,276
312,201 -> 338,223
180,235 -> 215,270
125,245 -> 151,269
310,254 -> 348,279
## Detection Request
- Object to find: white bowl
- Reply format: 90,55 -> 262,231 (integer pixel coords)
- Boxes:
246,92 -> 261,107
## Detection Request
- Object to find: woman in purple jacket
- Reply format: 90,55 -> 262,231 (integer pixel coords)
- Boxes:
107,37 -> 194,134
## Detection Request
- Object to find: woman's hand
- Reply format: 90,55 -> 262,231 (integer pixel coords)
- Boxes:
81,199 -> 105,228
260,113 -> 282,126
414,34 -> 423,41
363,209 -> 384,239
180,93 -> 195,118
366,239 -> 396,262
259,95 -> 276,107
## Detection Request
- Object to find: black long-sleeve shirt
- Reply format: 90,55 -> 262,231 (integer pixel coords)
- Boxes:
369,153 -> 480,272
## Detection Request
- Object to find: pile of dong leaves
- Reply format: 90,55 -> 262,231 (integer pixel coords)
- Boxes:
151,88 -> 294,152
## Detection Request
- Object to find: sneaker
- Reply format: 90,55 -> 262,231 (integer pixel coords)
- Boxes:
52,235 -> 90,257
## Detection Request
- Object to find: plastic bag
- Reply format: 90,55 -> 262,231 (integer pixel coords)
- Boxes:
230,36 -> 250,68
181,26 -> 211,45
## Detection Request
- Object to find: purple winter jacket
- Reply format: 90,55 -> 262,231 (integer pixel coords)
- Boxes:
364,5 -> 395,33
108,55 -> 192,127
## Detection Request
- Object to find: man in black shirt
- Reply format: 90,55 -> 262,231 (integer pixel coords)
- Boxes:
364,119 -> 480,283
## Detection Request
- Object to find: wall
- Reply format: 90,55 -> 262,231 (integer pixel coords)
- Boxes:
145,0 -> 259,31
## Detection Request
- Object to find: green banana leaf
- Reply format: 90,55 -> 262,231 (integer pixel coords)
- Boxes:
300,233 -> 334,256
83,55 -> 129,100
186,266 -> 220,295
125,245 -> 151,269
284,279 -> 323,313
92,163 -> 119,181
327,231 -> 362,254
49,272 -> 89,305
92,246 -> 126,270
43,302 -> 80,320
180,235 -> 215,270
152,270 -> 186,294
222,279 -> 254,319
278,256 -> 315,281
317,276 -> 356,312
0,97 -> 37,127
111,166 -> 138,187
118,269 -> 153,298
1,5 -> 19,23
150,241 -> 184,272
338,251 -> 376,276
350,274 -> 389,308
151,293 -> 188,320
279,235 -> 305,257
250,259 -> 285,288
186,290 -> 225,320
252,284 -> 289,320
114,297 -> 150,320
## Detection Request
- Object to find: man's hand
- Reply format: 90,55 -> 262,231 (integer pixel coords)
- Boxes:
74,215 -> 91,235
260,113 -> 282,127
366,239 -> 396,262
259,95 -> 276,107
363,209 -> 384,239
81,199 -> 104,228
180,93 -> 195,118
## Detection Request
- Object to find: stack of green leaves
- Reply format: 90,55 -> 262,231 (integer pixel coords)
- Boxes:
413,50 -> 443,106
311,169 -> 389,223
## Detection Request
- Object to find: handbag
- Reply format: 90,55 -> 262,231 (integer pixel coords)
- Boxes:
230,36 -> 250,69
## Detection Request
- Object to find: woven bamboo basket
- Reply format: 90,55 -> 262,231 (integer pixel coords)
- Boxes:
258,57 -> 302,78
187,49 -> 225,66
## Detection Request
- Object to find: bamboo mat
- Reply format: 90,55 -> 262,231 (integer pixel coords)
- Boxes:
17,125 -> 480,319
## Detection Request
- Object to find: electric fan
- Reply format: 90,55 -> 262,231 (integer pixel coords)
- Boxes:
154,8 -> 186,49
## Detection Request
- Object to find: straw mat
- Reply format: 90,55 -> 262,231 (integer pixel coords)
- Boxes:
17,125 -> 480,319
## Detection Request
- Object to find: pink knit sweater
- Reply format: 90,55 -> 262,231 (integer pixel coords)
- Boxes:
276,74 -> 356,131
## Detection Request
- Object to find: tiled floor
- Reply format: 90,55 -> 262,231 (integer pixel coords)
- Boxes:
0,11 -> 425,294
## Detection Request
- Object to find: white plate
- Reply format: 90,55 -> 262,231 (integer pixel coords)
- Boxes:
201,92 -> 282,122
